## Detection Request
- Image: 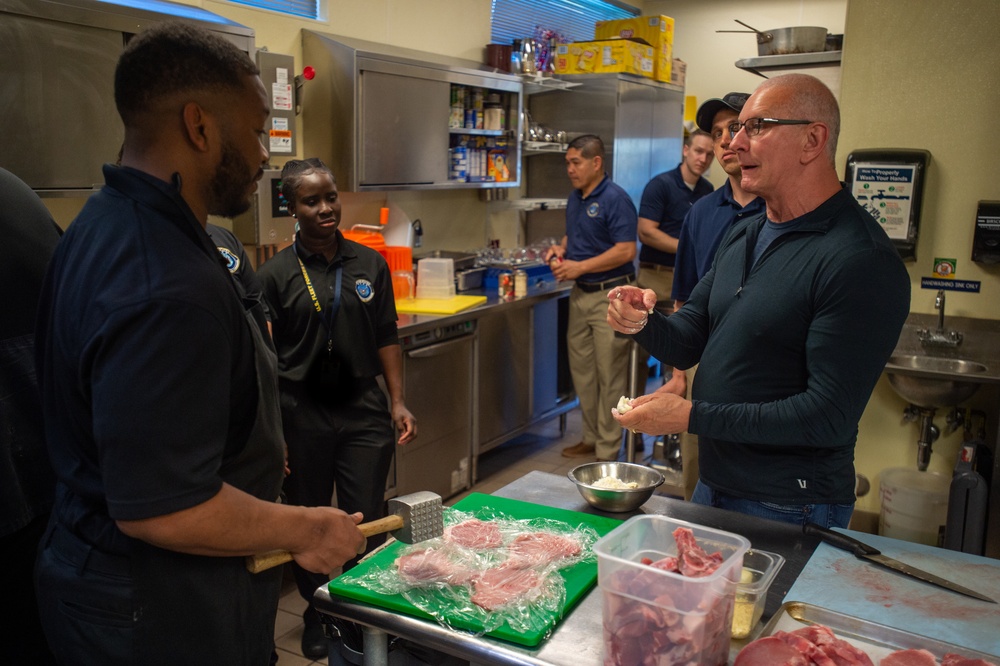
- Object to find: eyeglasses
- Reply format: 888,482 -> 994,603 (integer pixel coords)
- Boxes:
727,117 -> 813,137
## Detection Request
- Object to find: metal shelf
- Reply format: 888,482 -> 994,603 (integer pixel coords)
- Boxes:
523,141 -> 566,155
735,50 -> 842,77
519,73 -> 581,95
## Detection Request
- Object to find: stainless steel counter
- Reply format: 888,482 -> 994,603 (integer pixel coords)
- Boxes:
396,281 -> 573,337
313,470 -> 818,666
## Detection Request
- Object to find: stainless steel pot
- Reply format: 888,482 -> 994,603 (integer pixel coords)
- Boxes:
718,20 -> 828,56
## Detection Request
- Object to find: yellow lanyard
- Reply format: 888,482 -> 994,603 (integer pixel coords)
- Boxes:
295,252 -> 343,353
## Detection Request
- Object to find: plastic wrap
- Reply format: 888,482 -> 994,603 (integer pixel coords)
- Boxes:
338,506 -> 600,637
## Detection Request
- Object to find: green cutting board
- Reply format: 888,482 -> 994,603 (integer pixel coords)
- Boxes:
327,493 -> 623,647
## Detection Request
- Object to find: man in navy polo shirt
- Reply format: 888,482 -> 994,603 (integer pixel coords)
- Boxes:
545,134 -> 638,462
660,92 -> 763,499
636,129 -> 714,308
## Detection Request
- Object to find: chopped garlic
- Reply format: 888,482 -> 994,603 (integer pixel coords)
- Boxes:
592,476 -> 639,490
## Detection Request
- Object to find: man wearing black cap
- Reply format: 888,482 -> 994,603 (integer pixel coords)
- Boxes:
635,130 -> 715,308
655,92 -> 764,499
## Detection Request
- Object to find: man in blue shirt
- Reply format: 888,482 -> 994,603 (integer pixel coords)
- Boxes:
636,130 -> 714,307
660,92 -> 763,498
545,135 -> 638,462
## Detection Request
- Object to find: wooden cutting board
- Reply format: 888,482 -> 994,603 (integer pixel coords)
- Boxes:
326,493 -> 623,647
394,295 -> 487,315
784,529 -> 1000,656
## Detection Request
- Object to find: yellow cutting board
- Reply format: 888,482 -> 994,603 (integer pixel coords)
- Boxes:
395,295 -> 487,315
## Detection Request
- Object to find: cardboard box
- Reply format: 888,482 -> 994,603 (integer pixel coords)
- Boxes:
595,15 -> 674,82
553,39 -> 654,78
670,59 -> 686,88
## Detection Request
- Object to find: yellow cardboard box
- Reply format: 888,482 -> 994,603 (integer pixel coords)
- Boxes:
553,39 -> 654,78
595,15 -> 674,83
670,59 -> 686,88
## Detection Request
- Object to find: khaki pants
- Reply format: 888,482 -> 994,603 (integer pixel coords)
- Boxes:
637,265 -> 674,307
568,286 -> 631,460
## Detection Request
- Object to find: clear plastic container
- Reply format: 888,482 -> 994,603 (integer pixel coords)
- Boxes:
730,549 -> 785,639
416,258 -> 456,300
594,515 -> 750,666
879,467 -> 950,546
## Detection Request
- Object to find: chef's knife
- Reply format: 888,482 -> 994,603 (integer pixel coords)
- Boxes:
803,522 -> 996,603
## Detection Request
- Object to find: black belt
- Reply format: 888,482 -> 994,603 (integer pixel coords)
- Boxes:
575,274 -> 635,293
639,262 -> 674,272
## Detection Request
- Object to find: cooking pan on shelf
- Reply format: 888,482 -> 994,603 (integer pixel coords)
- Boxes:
717,19 -> 828,56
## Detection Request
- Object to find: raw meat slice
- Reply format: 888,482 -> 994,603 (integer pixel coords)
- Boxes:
774,626 -> 874,666
734,636 -> 811,666
396,548 -> 474,586
941,654 -> 998,666
673,526 -> 724,578
881,649 -> 938,666
506,532 -> 581,568
444,519 -> 503,549
470,565 -> 544,611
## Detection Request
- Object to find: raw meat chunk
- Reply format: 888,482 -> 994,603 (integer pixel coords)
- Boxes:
444,519 -> 503,549
736,625 -> 875,666
881,649 -> 938,666
941,654 -> 998,666
506,532 -> 581,568
734,636 -> 810,666
396,548 -> 474,586
674,526 -> 724,578
470,565 -> 544,611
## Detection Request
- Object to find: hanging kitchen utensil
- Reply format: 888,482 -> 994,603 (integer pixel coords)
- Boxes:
803,523 -> 996,603
717,19 -> 828,56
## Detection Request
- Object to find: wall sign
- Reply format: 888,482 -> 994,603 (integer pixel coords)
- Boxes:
845,148 -> 931,261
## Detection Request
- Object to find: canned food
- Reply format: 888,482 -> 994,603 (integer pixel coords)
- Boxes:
514,269 -> 528,298
498,272 -> 514,299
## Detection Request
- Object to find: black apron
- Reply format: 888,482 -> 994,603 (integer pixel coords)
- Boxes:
130,308 -> 285,665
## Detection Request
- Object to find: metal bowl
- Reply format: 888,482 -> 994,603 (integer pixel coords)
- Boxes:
568,462 -> 665,513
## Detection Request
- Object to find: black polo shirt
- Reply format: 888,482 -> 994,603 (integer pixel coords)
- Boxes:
35,165 -> 259,552
257,232 -> 398,384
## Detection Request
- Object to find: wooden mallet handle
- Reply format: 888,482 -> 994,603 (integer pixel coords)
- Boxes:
246,514 -> 405,573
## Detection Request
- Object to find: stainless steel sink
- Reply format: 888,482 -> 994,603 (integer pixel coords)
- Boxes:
885,353 -> 988,408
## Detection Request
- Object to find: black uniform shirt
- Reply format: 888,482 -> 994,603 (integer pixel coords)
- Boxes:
258,232 -> 399,384
35,165 -> 260,552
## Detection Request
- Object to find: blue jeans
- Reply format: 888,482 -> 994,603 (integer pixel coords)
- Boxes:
690,481 -> 854,528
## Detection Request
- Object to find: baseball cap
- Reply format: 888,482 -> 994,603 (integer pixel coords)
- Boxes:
695,92 -> 751,133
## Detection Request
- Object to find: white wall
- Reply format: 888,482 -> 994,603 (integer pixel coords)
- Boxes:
840,0 -> 1000,519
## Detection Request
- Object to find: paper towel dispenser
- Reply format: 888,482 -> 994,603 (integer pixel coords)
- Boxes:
0,0 -> 254,195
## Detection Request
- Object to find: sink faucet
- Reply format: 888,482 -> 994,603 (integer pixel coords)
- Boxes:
935,290 -> 946,333
918,289 -> 963,348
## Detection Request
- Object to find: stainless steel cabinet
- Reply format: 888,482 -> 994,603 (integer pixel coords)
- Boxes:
475,297 -> 571,480
302,31 -> 522,191
395,323 -> 475,500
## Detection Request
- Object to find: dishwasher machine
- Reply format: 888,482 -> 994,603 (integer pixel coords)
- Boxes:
393,320 -> 476,500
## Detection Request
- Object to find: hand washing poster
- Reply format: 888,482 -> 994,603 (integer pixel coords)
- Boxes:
850,164 -> 916,240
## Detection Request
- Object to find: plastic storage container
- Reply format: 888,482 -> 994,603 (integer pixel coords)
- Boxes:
416,257 -> 456,300
879,467 -> 950,547
730,549 -> 785,639
593,515 -> 750,666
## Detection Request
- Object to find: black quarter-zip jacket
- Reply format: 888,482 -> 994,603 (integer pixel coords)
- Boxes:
635,187 -> 910,504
